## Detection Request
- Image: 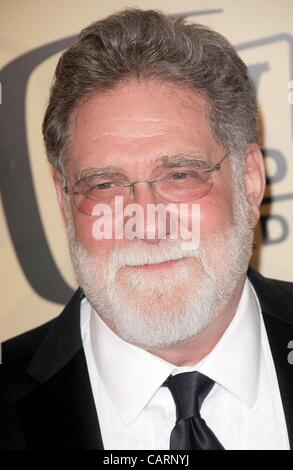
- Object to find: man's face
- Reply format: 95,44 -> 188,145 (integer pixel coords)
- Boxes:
67,81 -> 235,249
56,80 -> 256,349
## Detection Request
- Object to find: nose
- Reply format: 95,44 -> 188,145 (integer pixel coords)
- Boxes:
124,181 -> 170,244
132,180 -> 157,205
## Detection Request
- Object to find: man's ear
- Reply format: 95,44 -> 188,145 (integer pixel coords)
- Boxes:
244,143 -> 266,226
53,168 -> 67,221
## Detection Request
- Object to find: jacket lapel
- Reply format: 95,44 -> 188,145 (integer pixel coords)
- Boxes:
248,267 -> 293,449
17,288 -> 104,449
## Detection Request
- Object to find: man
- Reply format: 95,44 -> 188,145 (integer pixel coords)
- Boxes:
1,8 -> 293,450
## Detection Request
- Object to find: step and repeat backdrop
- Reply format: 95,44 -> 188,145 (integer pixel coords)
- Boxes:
1,0 -> 293,341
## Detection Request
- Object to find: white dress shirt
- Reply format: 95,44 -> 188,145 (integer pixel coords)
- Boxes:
80,278 -> 290,450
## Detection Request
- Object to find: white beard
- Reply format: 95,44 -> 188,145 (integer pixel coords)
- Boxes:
65,193 -> 254,349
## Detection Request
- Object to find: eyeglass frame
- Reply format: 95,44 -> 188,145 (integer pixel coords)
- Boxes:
63,151 -> 229,209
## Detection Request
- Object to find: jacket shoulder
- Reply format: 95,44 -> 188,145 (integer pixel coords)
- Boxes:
0,288 -> 82,450
2,318 -> 56,367
248,267 -> 293,324
1,287 -> 83,372
0,320 -> 57,450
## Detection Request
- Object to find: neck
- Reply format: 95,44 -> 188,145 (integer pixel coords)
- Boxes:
147,274 -> 246,367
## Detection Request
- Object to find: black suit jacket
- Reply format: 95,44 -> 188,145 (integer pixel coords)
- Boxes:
1,267 -> 293,450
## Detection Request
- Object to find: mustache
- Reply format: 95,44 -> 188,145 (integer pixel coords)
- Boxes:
105,239 -> 204,271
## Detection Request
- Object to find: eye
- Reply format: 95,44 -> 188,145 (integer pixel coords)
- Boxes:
166,169 -> 206,184
171,172 -> 189,180
94,181 -> 113,190
169,170 -> 200,181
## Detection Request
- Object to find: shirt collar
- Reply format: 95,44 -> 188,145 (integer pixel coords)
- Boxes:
89,305 -> 175,426
85,277 -> 261,426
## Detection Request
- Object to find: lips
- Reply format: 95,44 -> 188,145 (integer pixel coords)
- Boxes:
129,259 -> 182,270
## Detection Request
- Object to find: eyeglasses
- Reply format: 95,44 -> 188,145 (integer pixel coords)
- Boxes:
63,152 -> 229,216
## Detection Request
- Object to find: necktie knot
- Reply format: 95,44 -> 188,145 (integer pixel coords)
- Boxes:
162,370 -> 224,449
163,371 -> 215,422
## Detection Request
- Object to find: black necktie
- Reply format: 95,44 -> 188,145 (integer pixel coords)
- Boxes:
163,371 -> 225,450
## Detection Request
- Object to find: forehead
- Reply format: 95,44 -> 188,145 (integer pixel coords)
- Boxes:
68,80 -> 218,175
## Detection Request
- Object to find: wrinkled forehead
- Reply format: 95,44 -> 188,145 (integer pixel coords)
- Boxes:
66,81 -> 217,178
70,81 -> 210,139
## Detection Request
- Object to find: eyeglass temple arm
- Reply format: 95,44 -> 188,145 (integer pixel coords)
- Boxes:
204,152 -> 229,173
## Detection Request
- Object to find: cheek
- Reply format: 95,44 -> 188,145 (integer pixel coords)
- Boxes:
72,211 -> 127,251
197,189 -> 235,241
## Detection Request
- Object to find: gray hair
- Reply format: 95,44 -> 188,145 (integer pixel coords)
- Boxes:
42,8 -> 258,180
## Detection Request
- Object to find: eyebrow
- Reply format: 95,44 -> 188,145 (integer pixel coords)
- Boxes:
75,165 -> 125,181
153,153 -> 209,168
74,153 -> 209,181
